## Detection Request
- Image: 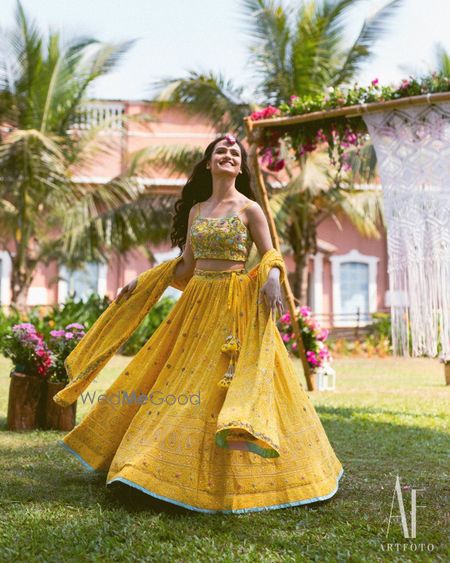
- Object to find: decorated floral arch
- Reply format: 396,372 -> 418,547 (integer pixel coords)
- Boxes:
244,74 -> 450,376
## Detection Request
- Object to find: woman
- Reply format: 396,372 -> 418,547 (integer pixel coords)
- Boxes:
54,133 -> 344,514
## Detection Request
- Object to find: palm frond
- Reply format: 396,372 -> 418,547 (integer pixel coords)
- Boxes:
435,42 -> 450,76
149,70 -> 252,136
238,0 -> 293,103
331,0 -> 403,85
127,143 -> 205,177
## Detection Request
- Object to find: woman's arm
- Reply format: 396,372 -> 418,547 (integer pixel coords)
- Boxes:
245,203 -> 284,316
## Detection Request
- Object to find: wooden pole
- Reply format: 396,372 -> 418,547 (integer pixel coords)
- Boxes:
244,117 -> 315,391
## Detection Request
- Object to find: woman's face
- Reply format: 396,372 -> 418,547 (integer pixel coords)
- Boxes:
209,139 -> 242,178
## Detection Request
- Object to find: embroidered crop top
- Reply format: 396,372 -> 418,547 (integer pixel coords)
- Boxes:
190,201 -> 254,261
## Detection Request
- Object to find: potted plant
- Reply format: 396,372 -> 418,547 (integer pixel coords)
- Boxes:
44,323 -> 86,430
277,306 -> 336,391
4,323 -> 53,430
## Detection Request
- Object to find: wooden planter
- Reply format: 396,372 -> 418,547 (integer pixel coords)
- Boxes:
445,363 -> 450,386
43,381 -> 77,431
7,371 -> 45,431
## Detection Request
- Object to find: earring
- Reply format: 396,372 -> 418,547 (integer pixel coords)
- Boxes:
239,170 -> 243,174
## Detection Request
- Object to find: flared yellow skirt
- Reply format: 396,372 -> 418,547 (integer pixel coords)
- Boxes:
58,266 -> 344,513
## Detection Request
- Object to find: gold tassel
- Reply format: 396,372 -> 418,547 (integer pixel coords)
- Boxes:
218,334 -> 241,388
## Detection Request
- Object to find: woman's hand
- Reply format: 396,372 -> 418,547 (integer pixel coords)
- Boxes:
115,278 -> 138,304
258,268 -> 284,318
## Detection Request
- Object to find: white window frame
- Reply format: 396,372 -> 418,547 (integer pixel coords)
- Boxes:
312,252 -> 324,317
330,249 -> 379,327
0,251 -> 12,306
58,262 -> 107,303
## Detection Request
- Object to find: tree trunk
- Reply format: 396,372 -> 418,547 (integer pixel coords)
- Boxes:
7,372 -> 46,430
293,255 -> 303,302
301,253 -> 310,305
293,253 -> 310,305
43,381 -> 77,430
10,258 -> 33,310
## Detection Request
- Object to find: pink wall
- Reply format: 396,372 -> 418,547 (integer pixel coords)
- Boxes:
0,100 -> 390,324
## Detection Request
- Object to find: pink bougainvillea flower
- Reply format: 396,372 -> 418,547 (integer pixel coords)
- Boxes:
250,105 -> 281,121
50,329 -> 66,338
224,133 -> 236,145
280,313 -> 291,323
300,306 -> 312,317
306,350 -> 320,366
317,328 -> 329,341
261,147 -> 274,166
371,78 -> 379,86
269,158 -> 285,172
316,129 -> 327,142
400,79 -> 410,90
12,323 -> 36,332
65,323 -> 85,331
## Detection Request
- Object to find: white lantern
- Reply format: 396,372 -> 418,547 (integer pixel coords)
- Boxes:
314,362 -> 336,391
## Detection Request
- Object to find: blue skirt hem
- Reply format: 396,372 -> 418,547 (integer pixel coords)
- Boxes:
105,469 -> 344,514
58,438 -> 344,514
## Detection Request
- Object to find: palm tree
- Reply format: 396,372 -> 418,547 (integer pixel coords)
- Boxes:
145,0 -> 400,302
0,1 -> 153,307
435,43 -> 450,76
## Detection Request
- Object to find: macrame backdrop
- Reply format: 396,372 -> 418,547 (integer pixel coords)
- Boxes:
363,102 -> 450,358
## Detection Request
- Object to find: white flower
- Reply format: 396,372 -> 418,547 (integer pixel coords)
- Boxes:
327,86 -> 334,93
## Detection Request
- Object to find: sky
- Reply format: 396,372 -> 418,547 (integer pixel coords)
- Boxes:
2,0 -> 449,102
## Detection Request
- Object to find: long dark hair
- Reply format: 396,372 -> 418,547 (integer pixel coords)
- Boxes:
170,135 -> 256,253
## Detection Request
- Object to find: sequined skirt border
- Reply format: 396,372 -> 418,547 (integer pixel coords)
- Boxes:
193,267 -> 248,280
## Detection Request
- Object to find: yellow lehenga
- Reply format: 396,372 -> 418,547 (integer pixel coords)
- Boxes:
53,203 -> 344,513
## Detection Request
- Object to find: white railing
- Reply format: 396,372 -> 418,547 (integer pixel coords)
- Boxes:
71,102 -> 125,130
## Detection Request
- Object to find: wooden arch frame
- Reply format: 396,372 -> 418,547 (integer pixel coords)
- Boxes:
243,91 -> 450,392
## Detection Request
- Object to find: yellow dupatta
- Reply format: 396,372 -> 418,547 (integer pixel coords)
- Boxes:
53,249 -> 287,459
53,254 -> 185,407
215,248 -> 286,458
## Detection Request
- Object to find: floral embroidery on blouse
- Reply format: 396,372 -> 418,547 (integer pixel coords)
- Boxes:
190,206 -> 254,261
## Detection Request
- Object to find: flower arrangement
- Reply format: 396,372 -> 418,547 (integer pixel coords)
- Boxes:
2,321 -> 86,383
277,306 -> 335,382
249,72 -> 450,175
3,323 -> 53,378
46,323 -> 86,383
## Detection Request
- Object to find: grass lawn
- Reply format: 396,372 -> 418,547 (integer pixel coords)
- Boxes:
0,353 -> 448,562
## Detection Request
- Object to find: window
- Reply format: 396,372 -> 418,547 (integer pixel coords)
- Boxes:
58,262 -> 107,302
0,251 -> 12,306
330,249 -> 379,327
340,262 -> 370,323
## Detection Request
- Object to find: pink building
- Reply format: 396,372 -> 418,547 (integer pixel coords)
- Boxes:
0,100 -> 390,328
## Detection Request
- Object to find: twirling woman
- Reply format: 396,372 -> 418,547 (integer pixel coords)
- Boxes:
53,133 -> 344,513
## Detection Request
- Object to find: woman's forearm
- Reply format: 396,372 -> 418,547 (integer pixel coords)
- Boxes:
174,257 -> 194,281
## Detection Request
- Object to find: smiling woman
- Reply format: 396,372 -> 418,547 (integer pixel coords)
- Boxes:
54,134 -> 344,514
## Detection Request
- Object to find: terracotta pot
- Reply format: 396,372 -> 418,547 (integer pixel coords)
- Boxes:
43,380 -> 77,430
445,363 -> 450,386
7,371 -> 46,431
